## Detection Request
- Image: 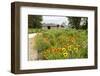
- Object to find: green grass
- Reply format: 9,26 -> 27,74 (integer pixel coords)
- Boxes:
28,28 -> 45,33
29,28 -> 88,60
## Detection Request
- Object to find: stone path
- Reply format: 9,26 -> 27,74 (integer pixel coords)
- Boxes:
28,33 -> 38,61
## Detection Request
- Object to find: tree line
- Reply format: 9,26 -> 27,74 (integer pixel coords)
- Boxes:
68,17 -> 88,30
28,15 -> 88,30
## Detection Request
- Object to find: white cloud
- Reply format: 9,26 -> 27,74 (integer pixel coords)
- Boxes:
42,16 -> 68,25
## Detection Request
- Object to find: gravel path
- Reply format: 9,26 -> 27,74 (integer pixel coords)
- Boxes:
28,33 -> 38,61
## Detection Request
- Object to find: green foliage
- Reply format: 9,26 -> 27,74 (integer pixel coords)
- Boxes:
34,29 -> 88,60
34,33 -> 51,52
28,28 -> 44,33
80,18 -> 88,30
68,17 -> 81,29
28,15 -> 42,28
68,17 -> 88,30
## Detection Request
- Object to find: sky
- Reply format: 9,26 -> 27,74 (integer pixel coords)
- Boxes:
42,15 -> 68,25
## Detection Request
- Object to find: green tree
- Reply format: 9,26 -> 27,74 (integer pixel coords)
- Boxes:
68,17 -> 81,29
80,17 -> 88,30
68,17 -> 88,30
28,15 -> 42,28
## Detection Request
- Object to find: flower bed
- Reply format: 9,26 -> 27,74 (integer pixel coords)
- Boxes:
33,28 -> 88,60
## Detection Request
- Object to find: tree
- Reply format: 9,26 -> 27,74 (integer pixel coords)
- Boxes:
68,17 -> 81,29
28,15 -> 42,28
80,17 -> 88,30
68,17 -> 88,30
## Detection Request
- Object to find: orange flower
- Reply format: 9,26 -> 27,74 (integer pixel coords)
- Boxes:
64,45 -> 68,48
68,36 -> 76,43
44,38 -> 49,42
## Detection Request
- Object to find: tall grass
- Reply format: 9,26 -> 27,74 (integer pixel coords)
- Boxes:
33,28 -> 88,60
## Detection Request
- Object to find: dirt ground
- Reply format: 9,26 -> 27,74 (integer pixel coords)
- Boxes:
28,33 -> 38,61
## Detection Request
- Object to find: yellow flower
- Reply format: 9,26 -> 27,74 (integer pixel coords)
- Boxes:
63,52 -> 68,57
68,45 -> 72,51
76,45 -> 80,48
74,47 -> 78,51
62,48 -> 66,51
